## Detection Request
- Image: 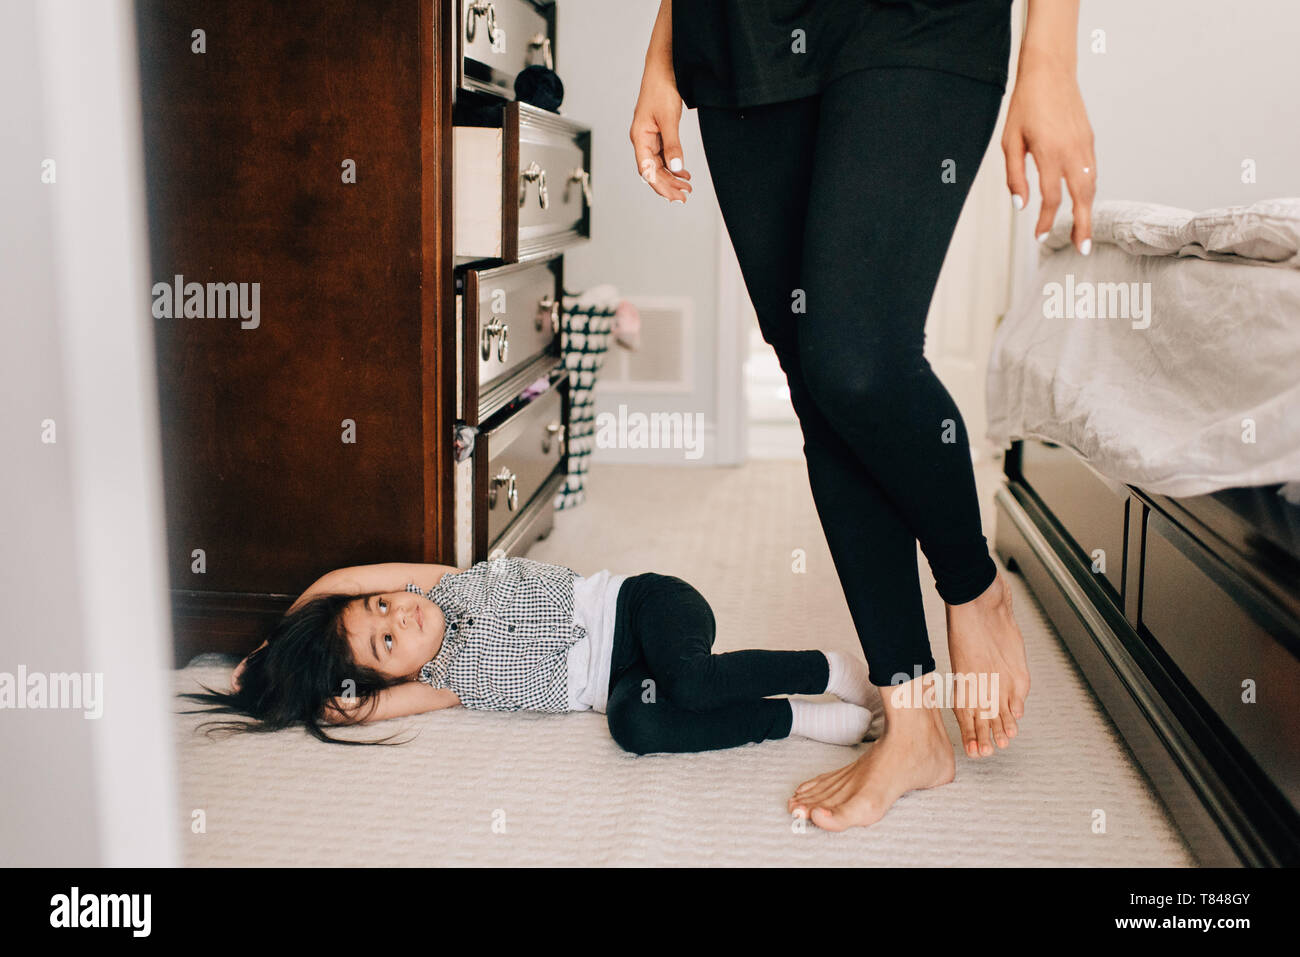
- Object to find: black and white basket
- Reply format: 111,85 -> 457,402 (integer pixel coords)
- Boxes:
554,296 -> 618,510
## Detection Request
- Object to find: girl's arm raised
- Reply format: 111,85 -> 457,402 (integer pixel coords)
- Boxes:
288,562 -> 463,614
231,562 -> 464,691
323,681 -> 461,725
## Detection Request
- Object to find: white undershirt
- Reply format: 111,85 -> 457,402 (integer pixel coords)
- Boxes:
566,570 -> 629,713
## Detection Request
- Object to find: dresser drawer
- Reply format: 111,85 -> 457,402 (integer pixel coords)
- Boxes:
460,256 -> 563,423
457,0 -> 555,102
454,100 -> 591,264
1021,439 -> 1129,600
1140,511 -> 1300,810
476,375 -> 567,548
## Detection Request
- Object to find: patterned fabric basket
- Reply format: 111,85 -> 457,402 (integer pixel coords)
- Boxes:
554,297 -> 618,510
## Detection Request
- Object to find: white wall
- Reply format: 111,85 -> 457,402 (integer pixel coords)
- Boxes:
1077,0 -> 1299,209
0,0 -> 178,867
556,1 -> 721,463
1009,0 -> 1300,315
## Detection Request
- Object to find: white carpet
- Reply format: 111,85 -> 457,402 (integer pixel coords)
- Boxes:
172,458 -> 1194,866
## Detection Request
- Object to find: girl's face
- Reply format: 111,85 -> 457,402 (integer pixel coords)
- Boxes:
339,590 -> 445,681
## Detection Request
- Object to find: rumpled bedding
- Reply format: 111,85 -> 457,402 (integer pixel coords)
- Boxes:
987,198 -> 1300,498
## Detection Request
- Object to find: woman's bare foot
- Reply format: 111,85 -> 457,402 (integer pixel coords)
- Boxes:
945,570 -> 1030,758
787,673 -> 955,831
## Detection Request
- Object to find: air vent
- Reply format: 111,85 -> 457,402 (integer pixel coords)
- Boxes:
599,296 -> 692,393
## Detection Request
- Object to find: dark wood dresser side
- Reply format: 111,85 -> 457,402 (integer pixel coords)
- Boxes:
135,0 -> 456,664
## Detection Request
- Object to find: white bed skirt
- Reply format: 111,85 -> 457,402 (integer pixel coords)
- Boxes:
987,199 -> 1300,497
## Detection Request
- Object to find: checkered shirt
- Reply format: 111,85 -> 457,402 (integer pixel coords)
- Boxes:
407,556 -> 586,712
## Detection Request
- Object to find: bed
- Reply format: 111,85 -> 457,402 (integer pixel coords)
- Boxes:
987,198 -> 1300,866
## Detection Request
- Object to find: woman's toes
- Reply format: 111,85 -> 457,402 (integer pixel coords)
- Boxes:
790,784 -> 827,813
795,771 -> 831,795
976,718 -> 995,756
809,805 -> 847,832
956,709 -> 978,757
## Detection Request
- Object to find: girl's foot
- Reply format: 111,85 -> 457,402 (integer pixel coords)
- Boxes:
823,649 -> 882,711
788,677 -> 955,830
788,699 -> 874,746
945,570 -> 1030,757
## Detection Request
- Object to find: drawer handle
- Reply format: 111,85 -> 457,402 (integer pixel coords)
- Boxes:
480,315 -> 509,362
543,421 -> 566,456
536,297 -> 560,334
466,2 -> 500,46
568,169 -> 593,208
528,34 -> 554,70
490,467 -> 519,511
520,162 -> 548,209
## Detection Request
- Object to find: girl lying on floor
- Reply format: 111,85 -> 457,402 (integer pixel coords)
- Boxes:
182,556 -> 883,753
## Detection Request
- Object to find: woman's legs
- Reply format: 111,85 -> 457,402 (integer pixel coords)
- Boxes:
697,92 -> 940,688
796,66 -> 1028,757
796,67 -> 1003,615
605,573 -> 830,754
696,66 -> 1029,825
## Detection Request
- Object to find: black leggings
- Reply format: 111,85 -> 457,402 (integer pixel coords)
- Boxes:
605,573 -> 829,754
696,66 -> 1003,686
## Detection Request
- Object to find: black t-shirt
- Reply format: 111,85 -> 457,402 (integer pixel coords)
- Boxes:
671,0 -> 1013,109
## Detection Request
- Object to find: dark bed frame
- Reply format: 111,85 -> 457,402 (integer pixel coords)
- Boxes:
994,438 -> 1300,866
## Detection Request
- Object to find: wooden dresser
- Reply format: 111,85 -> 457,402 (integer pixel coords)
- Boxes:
135,0 -> 587,664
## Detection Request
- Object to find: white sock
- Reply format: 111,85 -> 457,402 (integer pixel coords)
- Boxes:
788,699 -> 875,746
823,650 -> 880,711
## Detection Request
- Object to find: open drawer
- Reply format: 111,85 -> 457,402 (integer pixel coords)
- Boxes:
454,100 -> 591,264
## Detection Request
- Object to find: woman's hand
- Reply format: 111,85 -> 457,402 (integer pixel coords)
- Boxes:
630,5 -> 693,204
1002,61 -> 1096,253
1003,0 -> 1094,254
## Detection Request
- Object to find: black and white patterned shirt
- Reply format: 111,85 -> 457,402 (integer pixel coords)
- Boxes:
407,556 -> 586,713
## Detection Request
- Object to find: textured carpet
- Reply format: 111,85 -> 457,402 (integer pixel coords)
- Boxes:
171,458 -> 1194,866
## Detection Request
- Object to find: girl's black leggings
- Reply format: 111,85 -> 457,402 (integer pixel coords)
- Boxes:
605,572 -> 829,754
695,66 -> 1004,686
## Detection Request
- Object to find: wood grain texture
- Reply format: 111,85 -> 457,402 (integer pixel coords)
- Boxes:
136,0 -> 453,658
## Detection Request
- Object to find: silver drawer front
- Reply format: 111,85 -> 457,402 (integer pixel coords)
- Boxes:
460,0 -> 552,100
472,260 -> 559,397
483,384 -> 565,545
453,104 -> 590,263
517,122 -> 588,243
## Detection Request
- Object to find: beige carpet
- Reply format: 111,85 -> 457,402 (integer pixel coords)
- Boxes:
172,458 -> 1194,866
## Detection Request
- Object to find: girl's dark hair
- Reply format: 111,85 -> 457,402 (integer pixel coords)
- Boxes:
177,591 -> 414,746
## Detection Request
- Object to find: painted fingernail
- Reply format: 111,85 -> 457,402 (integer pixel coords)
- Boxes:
1011,193 -> 1024,211
668,157 -> 683,172
1080,238 -> 1092,256
1035,231 -> 1048,243
670,199 -> 684,205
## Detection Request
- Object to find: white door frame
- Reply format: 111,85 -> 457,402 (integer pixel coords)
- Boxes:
30,0 -> 179,866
